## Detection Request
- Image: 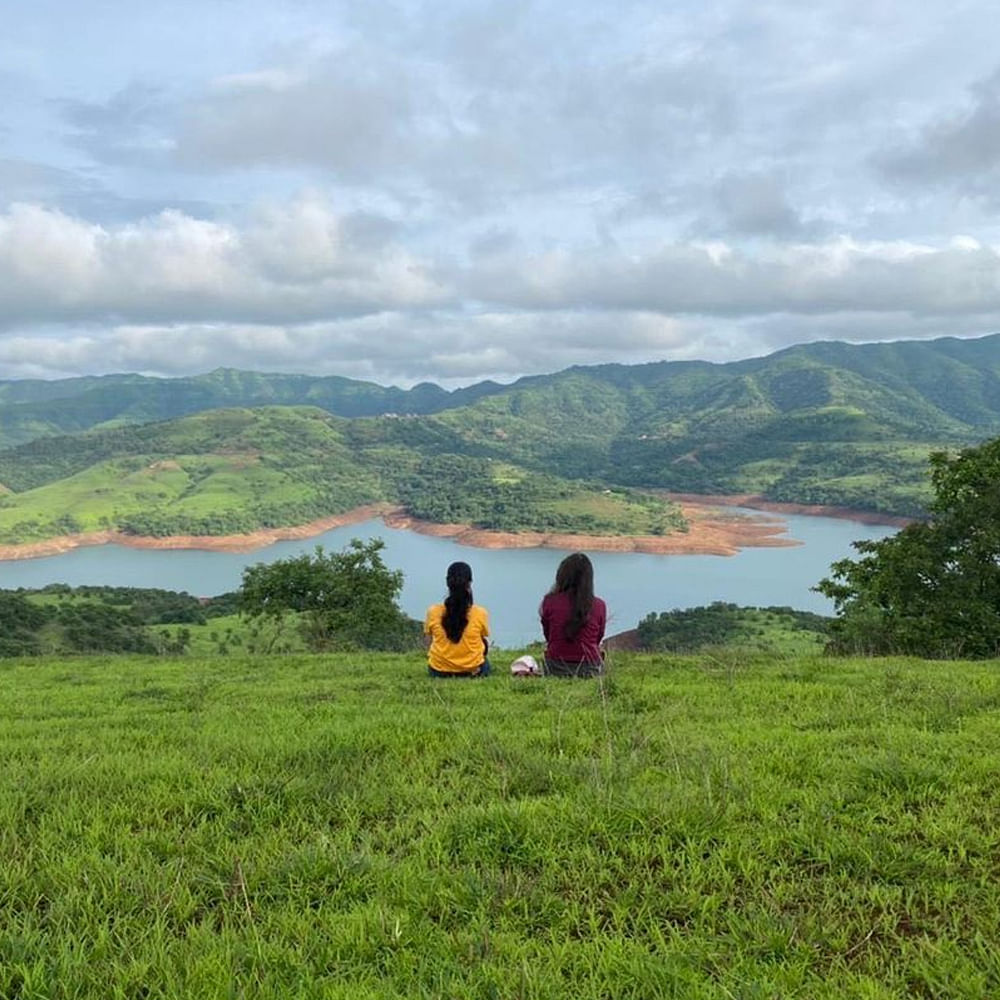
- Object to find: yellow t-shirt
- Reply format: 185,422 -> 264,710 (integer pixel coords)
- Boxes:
425,603 -> 490,674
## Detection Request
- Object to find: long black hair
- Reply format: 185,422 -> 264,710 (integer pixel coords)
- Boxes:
549,552 -> 594,640
442,561 -> 473,642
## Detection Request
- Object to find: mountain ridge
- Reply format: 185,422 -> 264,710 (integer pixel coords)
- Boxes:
2,332 -> 999,449
1,333 -> 1000,545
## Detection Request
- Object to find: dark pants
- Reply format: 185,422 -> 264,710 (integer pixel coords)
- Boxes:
543,657 -> 604,678
428,658 -> 492,678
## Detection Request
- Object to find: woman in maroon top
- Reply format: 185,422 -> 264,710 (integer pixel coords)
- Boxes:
539,552 -> 607,677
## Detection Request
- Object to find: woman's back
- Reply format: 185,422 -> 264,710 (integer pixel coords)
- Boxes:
541,590 -> 606,665
425,601 -> 490,674
424,560 -> 491,677
540,552 -> 606,677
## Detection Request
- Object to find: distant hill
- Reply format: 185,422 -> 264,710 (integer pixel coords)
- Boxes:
0,368 -> 503,448
624,601 -> 831,655
2,334 -> 999,451
333,334 -> 1000,516
1,333 -> 999,542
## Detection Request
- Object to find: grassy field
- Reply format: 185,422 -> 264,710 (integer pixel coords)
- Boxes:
3,651 -> 1000,998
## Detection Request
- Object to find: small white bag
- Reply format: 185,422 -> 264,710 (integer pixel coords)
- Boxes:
510,654 -> 541,676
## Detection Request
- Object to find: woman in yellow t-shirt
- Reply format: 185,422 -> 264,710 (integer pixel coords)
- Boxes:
424,561 -> 491,677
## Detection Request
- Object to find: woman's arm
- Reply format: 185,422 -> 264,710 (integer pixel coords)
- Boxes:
480,608 -> 490,657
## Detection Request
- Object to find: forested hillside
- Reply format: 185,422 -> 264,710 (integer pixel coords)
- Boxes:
0,407 -> 681,543
2,334 -> 999,452
0,369 -> 501,448
1,334 -> 999,543
412,335 -> 1000,515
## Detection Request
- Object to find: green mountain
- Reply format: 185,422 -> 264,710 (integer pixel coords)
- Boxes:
3,334 -> 1000,452
412,334 -> 1000,514
1,333 -> 1000,543
0,368 -> 503,447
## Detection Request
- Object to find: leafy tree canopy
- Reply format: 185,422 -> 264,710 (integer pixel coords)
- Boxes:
817,437 -> 1000,657
239,538 -> 420,652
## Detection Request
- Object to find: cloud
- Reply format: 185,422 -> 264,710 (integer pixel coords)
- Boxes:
1,195 -> 999,384
703,170 -> 822,239
173,47 -> 426,180
2,300 -> 995,387
0,198 -> 449,328
58,82 -> 175,165
0,309 -> 697,384
0,156 -> 216,224
878,66 -> 1000,190
464,237 -> 1000,317
8,2 -> 1000,384
0,194 -> 1000,381
7,200 -> 1000,334
61,7 -> 736,214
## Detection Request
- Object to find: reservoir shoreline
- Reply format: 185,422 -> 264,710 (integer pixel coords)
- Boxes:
663,492 -> 915,528
0,495 -> 906,563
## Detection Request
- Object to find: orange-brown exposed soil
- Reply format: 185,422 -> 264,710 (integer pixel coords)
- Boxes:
381,501 -> 797,556
0,503 -> 395,562
664,493 -> 915,528
0,494 -> 893,563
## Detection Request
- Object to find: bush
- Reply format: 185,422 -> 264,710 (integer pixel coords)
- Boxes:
239,538 -> 421,652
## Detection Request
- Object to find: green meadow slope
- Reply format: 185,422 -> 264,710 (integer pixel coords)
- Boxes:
0,407 -> 682,543
3,652 -> 999,998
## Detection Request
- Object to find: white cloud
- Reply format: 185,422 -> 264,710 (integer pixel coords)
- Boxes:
0,199 -> 450,327
464,237 -> 1000,317
705,170 -> 820,239
174,46 -> 428,180
0,309 -> 699,384
1,199 -> 999,384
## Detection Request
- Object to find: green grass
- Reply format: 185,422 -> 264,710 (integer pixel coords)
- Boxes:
729,607 -> 828,654
3,651 -> 1000,998
155,613 -> 312,657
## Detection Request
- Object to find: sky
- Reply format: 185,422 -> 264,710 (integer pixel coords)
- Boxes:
2,0 -> 1000,386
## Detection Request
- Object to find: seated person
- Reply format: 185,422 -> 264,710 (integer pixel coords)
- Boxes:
424,561 -> 491,677
539,552 -> 606,677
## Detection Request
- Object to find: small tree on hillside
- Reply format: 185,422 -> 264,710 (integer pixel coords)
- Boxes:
239,538 -> 421,652
817,437 -> 1000,657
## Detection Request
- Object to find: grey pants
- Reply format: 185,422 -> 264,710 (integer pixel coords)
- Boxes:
543,657 -> 604,678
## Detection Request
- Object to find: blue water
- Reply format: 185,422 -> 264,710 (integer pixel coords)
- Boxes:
0,511 -> 895,646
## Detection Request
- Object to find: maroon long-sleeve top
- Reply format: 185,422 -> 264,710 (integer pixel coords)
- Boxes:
540,591 -> 607,663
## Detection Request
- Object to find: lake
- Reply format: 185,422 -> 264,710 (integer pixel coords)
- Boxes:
0,511 -> 896,646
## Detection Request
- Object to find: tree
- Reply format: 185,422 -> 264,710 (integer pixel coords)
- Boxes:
0,592 -> 49,656
817,437 -> 1000,657
239,538 -> 421,651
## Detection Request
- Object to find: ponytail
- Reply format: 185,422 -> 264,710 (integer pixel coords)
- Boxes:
442,561 -> 473,642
